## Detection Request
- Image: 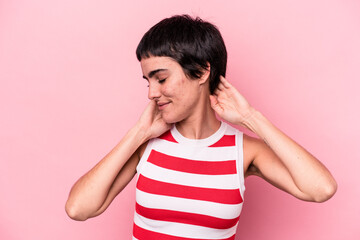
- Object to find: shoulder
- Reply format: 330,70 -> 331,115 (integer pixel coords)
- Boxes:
243,133 -> 268,177
243,134 -> 265,155
222,124 -> 265,176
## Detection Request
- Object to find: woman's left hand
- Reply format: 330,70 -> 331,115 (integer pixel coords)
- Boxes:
209,76 -> 255,127
211,77 -> 337,202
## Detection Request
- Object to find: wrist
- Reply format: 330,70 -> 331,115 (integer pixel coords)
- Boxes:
238,107 -> 257,126
238,108 -> 266,134
129,123 -> 151,144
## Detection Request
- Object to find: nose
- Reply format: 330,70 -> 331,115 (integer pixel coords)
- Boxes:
148,82 -> 161,100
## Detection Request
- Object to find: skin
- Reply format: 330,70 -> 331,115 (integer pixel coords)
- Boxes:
65,56 -> 337,221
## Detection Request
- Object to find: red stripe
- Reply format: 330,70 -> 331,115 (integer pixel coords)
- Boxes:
136,175 -> 243,204
148,150 -> 237,175
209,135 -> 236,147
133,223 -> 236,240
136,203 -> 239,229
159,130 -> 178,143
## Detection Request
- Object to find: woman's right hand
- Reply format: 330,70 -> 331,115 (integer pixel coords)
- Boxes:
136,100 -> 171,140
66,101 -> 171,221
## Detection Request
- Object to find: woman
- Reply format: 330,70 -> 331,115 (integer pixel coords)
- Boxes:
65,15 -> 337,239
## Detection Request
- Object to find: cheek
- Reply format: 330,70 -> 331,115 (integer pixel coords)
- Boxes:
162,86 -> 171,97
163,80 -> 182,97
163,76 -> 197,103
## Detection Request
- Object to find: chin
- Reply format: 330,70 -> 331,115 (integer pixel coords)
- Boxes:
161,112 -> 183,124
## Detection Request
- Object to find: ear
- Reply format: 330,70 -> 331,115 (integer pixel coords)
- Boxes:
198,62 -> 210,85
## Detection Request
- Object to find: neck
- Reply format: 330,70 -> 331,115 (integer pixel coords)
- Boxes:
175,92 -> 221,140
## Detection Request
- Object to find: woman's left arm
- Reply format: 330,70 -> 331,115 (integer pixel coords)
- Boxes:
210,76 -> 337,202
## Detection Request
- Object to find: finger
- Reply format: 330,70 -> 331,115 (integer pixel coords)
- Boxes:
217,82 -> 226,90
150,100 -> 161,115
209,95 -> 216,108
215,86 -> 228,98
220,76 -> 231,88
209,94 -> 217,104
213,88 -> 222,98
209,95 -> 222,112
144,100 -> 155,112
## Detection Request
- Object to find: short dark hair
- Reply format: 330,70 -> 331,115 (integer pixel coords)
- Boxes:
136,14 -> 227,94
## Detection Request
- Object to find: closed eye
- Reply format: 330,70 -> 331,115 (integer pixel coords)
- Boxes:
158,79 -> 166,84
145,79 -> 166,87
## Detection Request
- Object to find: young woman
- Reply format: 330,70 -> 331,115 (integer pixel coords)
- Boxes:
65,15 -> 337,239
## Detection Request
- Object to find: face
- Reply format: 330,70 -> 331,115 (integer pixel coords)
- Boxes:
141,56 -> 206,123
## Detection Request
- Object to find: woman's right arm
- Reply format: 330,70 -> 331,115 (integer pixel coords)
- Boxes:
65,101 -> 170,221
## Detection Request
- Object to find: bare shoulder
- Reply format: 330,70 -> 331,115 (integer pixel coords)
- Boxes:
243,133 -> 267,178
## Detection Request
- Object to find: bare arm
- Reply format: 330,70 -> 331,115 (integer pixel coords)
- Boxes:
65,126 -> 147,221
210,76 -> 337,202
243,124 -> 335,202
87,140 -> 147,219
65,100 -> 171,221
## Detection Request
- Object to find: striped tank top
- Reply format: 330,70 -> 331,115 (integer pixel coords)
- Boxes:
133,121 -> 245,240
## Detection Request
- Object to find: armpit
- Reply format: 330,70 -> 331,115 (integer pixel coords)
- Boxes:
244,163 -> 263,178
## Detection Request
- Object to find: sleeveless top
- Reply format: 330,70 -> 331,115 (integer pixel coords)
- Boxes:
132,121 -> 246,240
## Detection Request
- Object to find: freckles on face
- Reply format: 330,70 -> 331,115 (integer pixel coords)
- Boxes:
168,76 -> 191,101
140,56 -> 203,122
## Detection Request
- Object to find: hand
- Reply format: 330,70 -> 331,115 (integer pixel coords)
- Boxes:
210,76 -> 256,127
136,100 -> 172,140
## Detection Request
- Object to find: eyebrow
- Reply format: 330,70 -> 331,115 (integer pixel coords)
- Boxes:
143,69 -> 168,80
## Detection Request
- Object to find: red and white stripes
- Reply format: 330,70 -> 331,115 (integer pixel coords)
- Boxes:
132,122 -> 245,240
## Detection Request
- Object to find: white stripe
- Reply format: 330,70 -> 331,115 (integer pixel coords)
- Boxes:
154,139 -> 237,161
236,131 -> 246,197
136,138 -> 154,174
141,162 -> 240,189
224,125 -> 238,135
134,213 -> 238,239
136,189 -> 242,219
133,122 -> 244,238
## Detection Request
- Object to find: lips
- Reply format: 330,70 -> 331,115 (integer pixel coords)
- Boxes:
157,101 -> 170,110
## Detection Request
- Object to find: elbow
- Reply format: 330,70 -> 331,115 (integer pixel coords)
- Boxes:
65,201 -> 89,221
313,180 -> 338,203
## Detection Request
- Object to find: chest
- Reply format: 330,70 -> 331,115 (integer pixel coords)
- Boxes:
135,146 -> 243,230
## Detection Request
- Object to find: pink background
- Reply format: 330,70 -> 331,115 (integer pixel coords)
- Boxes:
1,0 -> 359,239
